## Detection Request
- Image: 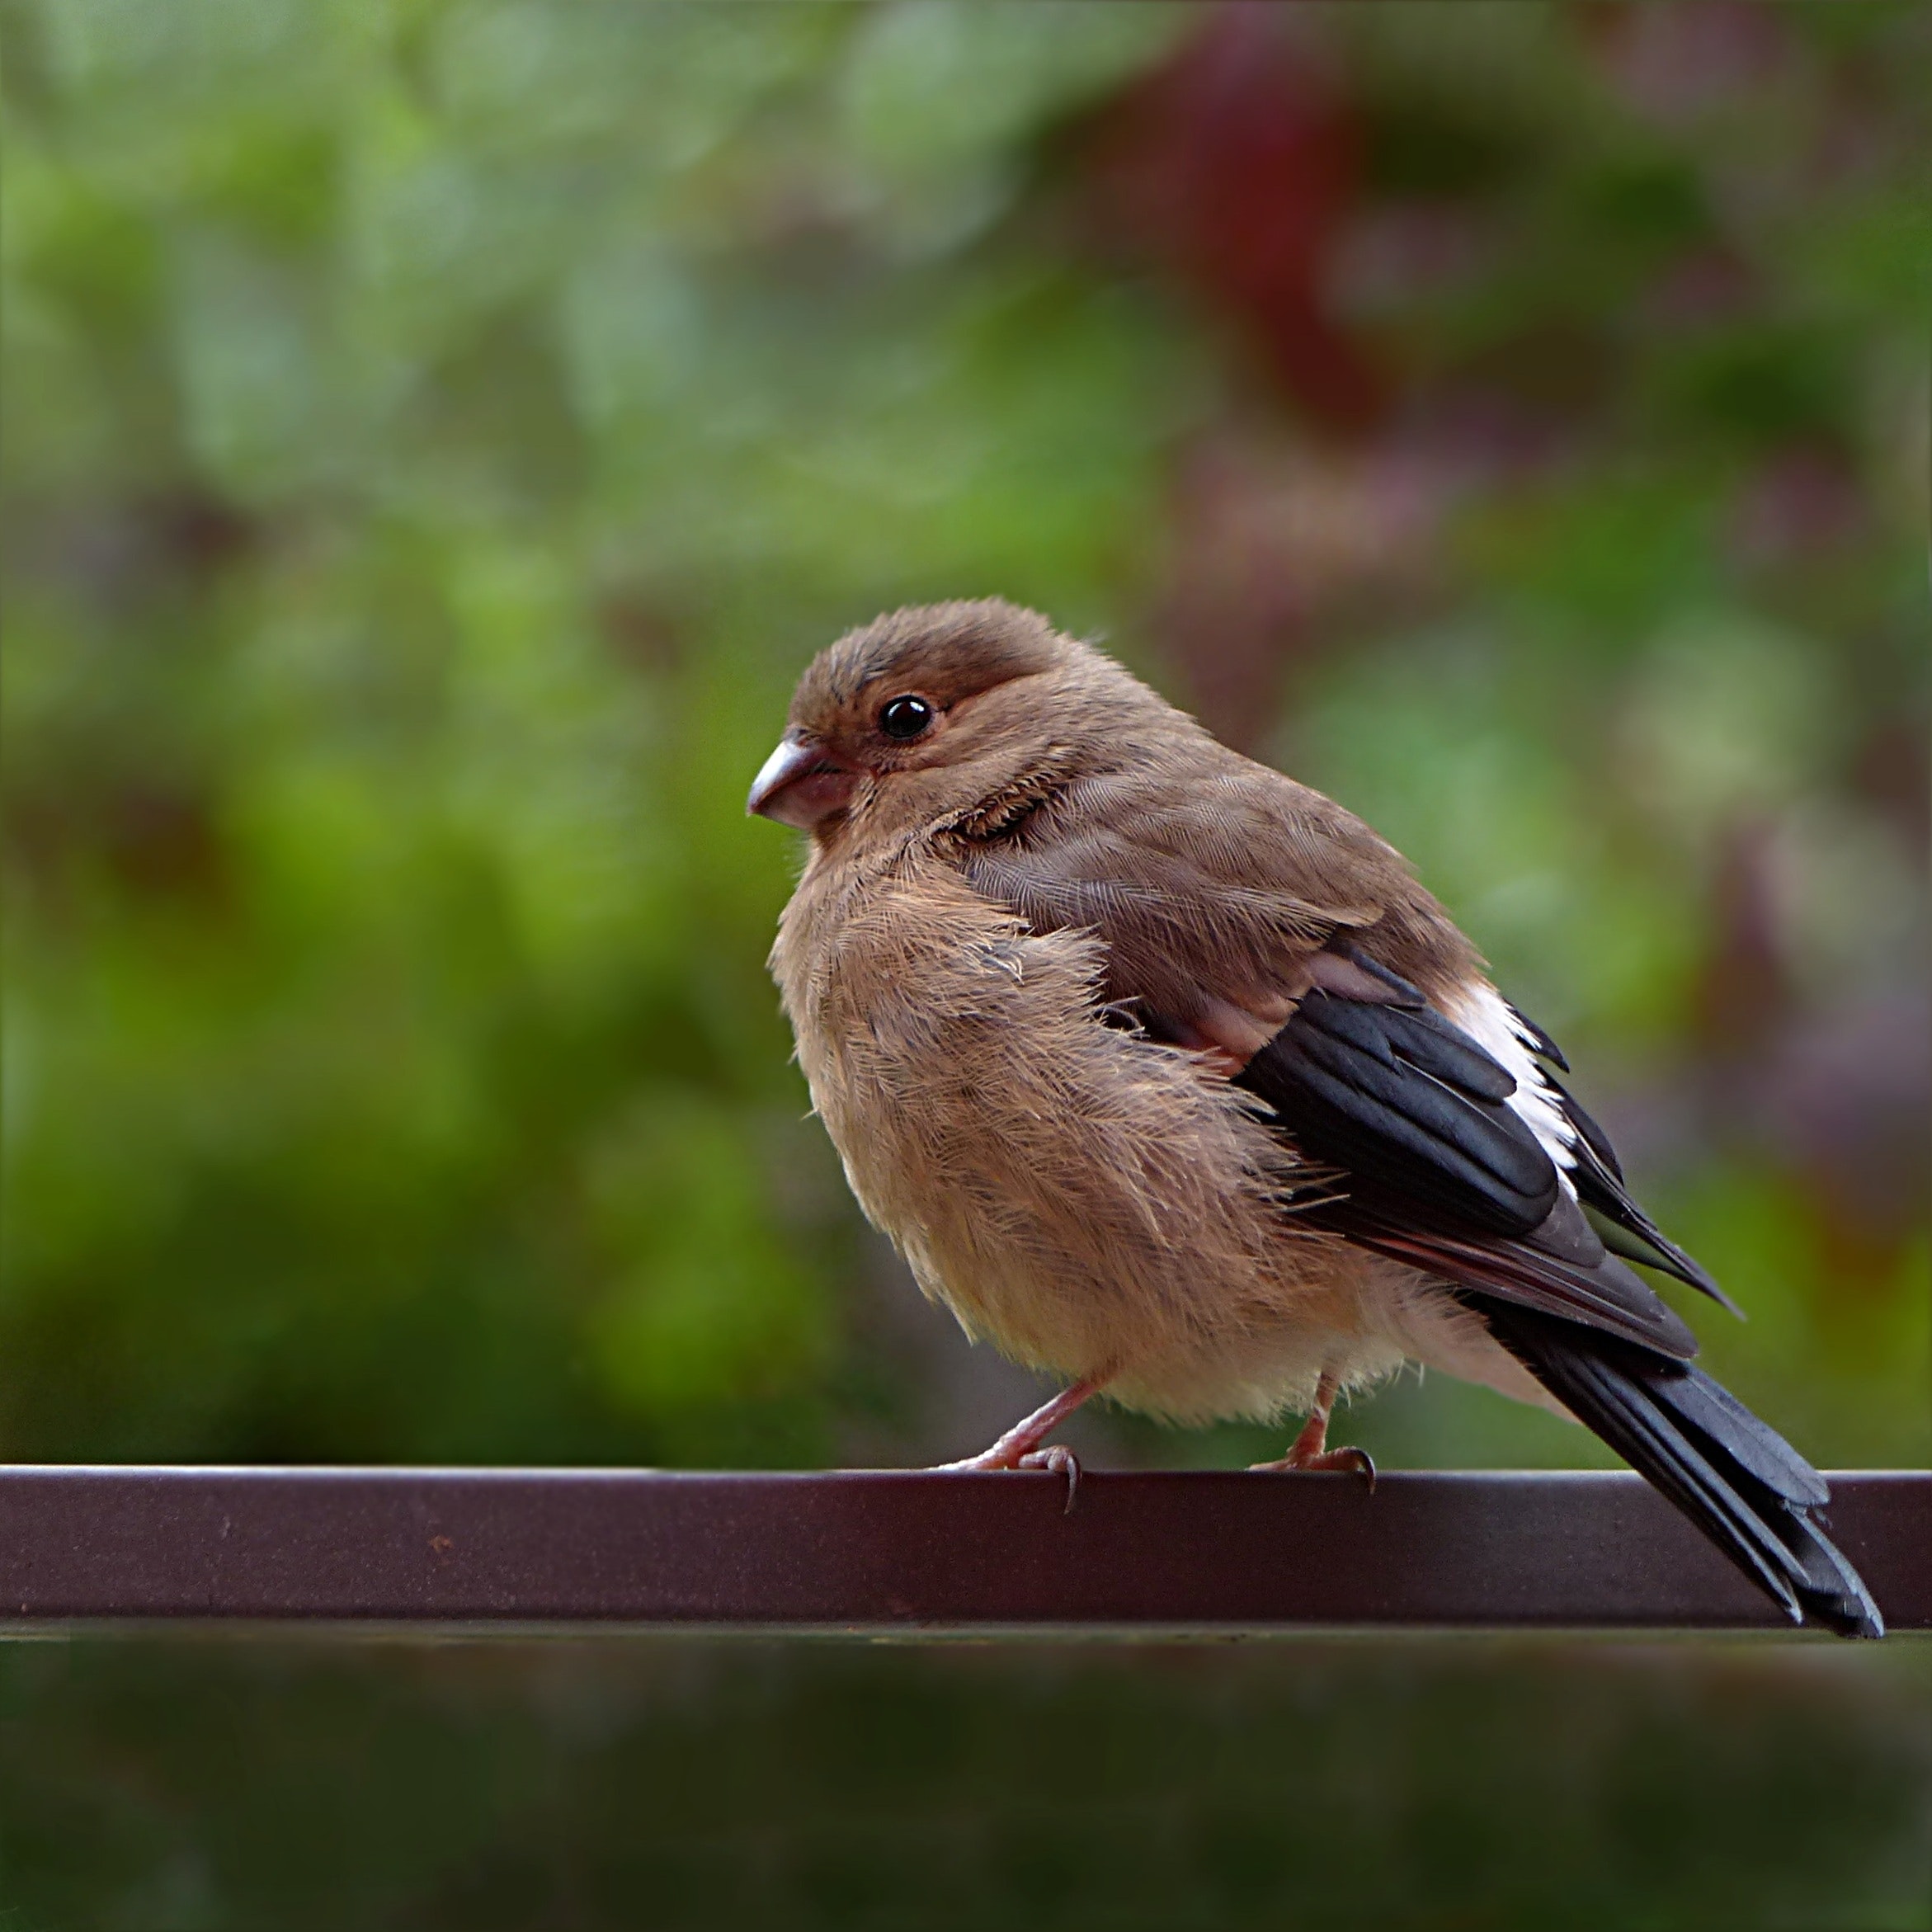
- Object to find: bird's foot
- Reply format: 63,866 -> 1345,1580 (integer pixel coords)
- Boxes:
927,1378 -> 1100,1513
1247,1444 -> 1376,1486
1249,1386 -> 1376,1487
931,1441 -> 1081,1511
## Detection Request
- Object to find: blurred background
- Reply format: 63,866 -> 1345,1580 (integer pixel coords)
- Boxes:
2,2 -> 1926,1926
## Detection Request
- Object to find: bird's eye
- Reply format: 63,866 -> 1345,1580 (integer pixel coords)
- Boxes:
879,695 -> 934,741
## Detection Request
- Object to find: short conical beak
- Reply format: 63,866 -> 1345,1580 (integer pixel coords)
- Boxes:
747,731 -> 859,829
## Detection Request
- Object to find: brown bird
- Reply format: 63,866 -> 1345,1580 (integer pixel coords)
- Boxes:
748,598 -> 1881,1637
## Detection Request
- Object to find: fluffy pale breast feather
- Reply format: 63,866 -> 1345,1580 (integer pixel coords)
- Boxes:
770,855 -> 1384,1422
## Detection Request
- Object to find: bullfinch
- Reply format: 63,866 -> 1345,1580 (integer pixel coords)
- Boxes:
749,599 -> 1881,1637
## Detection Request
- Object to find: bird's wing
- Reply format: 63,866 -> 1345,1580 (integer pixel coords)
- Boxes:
950,756 -> 1708,1357
1232,965 -> 1699,1359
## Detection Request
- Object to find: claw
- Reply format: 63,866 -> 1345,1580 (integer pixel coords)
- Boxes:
1248,1445 -> 1376,1489
1019,1443 -> 1081,1512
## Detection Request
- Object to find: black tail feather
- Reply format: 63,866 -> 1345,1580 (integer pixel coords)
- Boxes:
1474,1298 -> 1883,1638
1643,1361 -> 1828,1508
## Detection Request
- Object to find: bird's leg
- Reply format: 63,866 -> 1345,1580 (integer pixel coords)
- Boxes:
930,1378 -> 1101,1510
1249,1370 -> 1376,1483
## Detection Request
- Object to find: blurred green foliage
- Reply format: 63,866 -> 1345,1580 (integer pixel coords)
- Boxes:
2,6 -> 1928,1929
3,0 -> 1922,1474
1,0 -> 1204,1467
5,1638 -> 1930,1932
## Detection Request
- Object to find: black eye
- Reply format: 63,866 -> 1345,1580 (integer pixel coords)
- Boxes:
879,695 -> 934,741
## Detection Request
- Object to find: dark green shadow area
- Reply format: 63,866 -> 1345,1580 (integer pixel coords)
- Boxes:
2,1638 -> 1926,1931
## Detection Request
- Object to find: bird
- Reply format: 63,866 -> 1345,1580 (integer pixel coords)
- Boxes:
747,597 -> 1883,1638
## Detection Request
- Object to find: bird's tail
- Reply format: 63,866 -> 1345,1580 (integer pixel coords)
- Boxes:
1473,1298 -> 1883,1638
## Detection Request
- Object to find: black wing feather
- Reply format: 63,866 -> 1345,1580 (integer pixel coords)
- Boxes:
1506,1003 -> 1737,1316
1359,1218 -> 1697,1358
1237,989 -> 1696,1356
1546,1074 -> 1742,1316
1246,992 -> 1554,1234
1507,1000 -> 1570,1071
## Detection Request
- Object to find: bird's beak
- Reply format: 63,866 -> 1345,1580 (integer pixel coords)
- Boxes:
747,731 -> 860,829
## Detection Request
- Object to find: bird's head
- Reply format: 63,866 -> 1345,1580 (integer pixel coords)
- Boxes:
748,599 -> 1147,842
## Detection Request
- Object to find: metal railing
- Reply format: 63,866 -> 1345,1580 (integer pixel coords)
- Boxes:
2,1466 -> 1925,1635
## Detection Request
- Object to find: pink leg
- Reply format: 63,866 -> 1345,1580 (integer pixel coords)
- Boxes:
1248,1370 -> 1375,1484
931,1378 -> 1102,1510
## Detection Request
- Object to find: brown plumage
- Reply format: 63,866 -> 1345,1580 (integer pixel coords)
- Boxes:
749,599 -> 1882,1637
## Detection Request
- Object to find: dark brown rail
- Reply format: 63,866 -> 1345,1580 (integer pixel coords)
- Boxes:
1,1467 -> 1924,1636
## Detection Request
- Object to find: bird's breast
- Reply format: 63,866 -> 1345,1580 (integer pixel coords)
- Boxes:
770,859 -> 1369,1406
